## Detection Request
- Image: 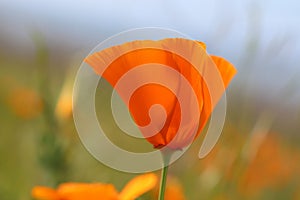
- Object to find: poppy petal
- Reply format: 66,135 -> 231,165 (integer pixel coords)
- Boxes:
31,186 -> 60,200
193,55 -> 237,143
85,39 -> 236,149
119,173 -> 158,200
58,182 -> 119,200
210,55 -> 237,87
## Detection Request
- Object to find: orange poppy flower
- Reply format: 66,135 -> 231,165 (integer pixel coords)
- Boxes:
32,173 -> 157,200
239,134 -> 295,196
7,87 -> 44,119
85,38 -> 236,149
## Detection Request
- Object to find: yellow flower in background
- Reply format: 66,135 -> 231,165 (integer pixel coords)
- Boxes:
55,73 -> 74,121
7,87 -> 43,119
32,173 -> 157,200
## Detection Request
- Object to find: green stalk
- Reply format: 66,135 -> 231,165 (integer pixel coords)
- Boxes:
158,150 -> 172,200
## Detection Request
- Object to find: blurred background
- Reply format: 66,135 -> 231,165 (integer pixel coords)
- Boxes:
0,0 -> 299,199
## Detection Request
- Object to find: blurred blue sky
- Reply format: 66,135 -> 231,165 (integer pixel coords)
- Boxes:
0,0 -> 299,97
1,0 -> 299,53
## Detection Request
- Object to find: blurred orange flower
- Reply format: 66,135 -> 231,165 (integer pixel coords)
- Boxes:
153,175 -> 186,200
85,38 -> 236,149
164,176 -> 186,200
239,134 -> 295,195
7,87 -> 43,119
32,173 -> 157,200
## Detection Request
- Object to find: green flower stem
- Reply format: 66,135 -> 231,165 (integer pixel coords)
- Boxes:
158,150 -> 172,200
